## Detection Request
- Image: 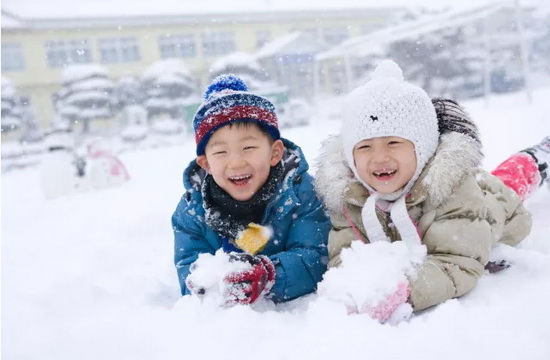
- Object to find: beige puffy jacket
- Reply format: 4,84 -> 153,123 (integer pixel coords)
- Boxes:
314,130 -> 532,311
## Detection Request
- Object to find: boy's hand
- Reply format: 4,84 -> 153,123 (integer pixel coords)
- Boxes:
223,253 -> 276,306
235,223 -> 271,255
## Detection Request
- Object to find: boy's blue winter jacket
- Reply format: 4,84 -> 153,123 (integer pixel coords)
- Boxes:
172,139 -> 330,303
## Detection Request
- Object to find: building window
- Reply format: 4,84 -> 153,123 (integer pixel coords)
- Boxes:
323,26 -> 349,46
99,37 -> 140,64
201,31 -> 235,57
1,43 -> 25,71
256,30 -> 271,49
159,34 -> 196,58
45,39 -> 91,68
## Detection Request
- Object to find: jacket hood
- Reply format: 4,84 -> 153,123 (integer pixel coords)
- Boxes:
183,137 -> 308,194
315,126 -> 483,214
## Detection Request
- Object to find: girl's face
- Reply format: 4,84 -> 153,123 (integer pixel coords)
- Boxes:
353,136 -> 417,194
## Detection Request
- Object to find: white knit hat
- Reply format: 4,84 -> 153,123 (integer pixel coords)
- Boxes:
341,59 -> 439,200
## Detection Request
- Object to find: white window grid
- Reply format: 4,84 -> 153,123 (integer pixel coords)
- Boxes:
98,37 -> 140,64
159,34 -> 196,58
45,39 -> 91,68
201,31 -> 235,57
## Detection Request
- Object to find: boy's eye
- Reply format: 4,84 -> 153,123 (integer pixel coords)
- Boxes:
357,144 -> 371,150
212,151 -> 227,155
243,146 -> 257,150
388,141 -> 401,145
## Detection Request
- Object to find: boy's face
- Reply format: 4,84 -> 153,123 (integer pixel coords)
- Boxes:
353,136 -> 417,194
197,124 -> 284,201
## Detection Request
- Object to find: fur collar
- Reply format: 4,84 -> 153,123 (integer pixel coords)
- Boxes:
314,131 -> 483,213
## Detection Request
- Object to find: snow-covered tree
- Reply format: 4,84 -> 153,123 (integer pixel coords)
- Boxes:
209,51 -> 272,90
141,59 -> 196,122
1,76 -> 23,133
18,96 -> 43,143
54,64 -> 116,133
530,12 -> 550,75
114,75 -> 145,111
385,27 -> 484,99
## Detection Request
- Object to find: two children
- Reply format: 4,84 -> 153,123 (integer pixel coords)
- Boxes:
314,60 -> 549,322
172,75 -> 330,305
173,65 -> 549,318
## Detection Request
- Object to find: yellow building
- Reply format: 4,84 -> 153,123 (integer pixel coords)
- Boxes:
1,5 -> 401,139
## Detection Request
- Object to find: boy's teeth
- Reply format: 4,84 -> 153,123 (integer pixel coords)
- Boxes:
230,175 -> 251,180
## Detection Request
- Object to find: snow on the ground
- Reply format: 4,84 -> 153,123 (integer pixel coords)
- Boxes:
2,88 -> 550,360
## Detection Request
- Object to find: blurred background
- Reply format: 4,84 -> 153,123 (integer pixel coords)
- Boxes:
2,0 -> 549,168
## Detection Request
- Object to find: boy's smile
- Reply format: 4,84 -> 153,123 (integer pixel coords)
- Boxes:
197,123 -> 284,201
353,136 -> 417,194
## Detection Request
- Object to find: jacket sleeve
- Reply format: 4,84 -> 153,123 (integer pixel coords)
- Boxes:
268,177 -> 331,303
327,211 -> 359,268
409,175 -> 493,311
172,195 -> 216,296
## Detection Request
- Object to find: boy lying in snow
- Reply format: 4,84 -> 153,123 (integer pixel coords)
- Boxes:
314,60 -> 550,323
172,75 -> 330,305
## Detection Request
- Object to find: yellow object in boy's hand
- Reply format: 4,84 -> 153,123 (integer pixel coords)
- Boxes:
235,223 -> 272,255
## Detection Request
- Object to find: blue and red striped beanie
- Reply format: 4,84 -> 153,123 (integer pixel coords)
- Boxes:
193,74 -> 280,156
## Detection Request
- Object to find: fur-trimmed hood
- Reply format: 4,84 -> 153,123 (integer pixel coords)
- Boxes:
314,127 -> 483,214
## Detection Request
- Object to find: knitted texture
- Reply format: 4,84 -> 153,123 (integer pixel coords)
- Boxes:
193,74 -> 280,155
361,281 -> 410,323
340,59 -> 439,199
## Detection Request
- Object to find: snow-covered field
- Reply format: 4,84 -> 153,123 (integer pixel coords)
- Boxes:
2,89 -> 550,360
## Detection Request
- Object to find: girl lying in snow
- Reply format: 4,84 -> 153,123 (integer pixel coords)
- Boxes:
314,59 -> 550,324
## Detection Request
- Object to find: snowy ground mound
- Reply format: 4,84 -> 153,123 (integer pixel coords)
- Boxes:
3,88 -> 550,360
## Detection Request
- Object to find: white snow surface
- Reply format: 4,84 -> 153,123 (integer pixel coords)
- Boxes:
2,87 -> 550,359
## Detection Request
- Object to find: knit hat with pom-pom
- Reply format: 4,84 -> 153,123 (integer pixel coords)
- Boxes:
341,59 -> 439,200
193,74 -> 280,155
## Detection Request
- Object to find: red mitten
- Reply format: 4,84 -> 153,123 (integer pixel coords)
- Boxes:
223,253 -> 276,306
361,281 -> 411,324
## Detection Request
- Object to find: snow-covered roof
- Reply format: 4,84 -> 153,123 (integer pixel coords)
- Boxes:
210,52 -> 261,73
256,33 -> 302,59
1,10 -> 26,29
315,2 -> 517,61
256,32 -> 327,59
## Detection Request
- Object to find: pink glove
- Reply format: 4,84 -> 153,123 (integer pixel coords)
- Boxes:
361,281 -> 412,324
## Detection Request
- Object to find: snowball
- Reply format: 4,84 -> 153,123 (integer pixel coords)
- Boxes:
186,250 -> 251,307
318,241 -> 424,310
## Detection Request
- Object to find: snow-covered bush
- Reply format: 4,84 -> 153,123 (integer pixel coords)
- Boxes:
385,27 -> 484,99
141,59 -> 196,128
209,51 -> 272,90
114,75 -> 145,111
54,64 -> 116,133
1,77 -> 23,133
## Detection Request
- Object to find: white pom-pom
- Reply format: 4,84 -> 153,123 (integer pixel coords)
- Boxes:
371,59 -> 404,81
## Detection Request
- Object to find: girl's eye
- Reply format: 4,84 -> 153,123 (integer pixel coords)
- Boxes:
244,146 -> 256,150
358,145 -> 370,150
213,151 -> 226,155
388,141 -> 401,145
